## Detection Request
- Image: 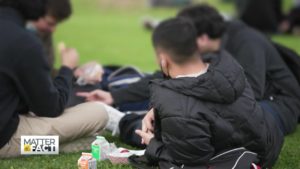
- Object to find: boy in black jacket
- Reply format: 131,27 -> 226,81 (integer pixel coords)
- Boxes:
0,0 -> 108,158
135,18 -> 283,168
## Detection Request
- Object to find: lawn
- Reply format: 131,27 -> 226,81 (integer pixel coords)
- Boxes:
1,0 -> 300,168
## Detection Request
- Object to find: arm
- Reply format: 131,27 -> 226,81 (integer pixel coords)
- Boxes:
76,72 -> 164,106
140,117 -> 215,165
111,71 -> 164,105
15,37 -> 75,117
145,137 -> 170,163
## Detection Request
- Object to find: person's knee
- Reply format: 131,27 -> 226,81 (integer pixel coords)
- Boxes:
79,102 -> 109,126
51,102 -> 109,140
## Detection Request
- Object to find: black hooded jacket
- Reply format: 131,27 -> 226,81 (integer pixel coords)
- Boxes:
146,50 -> 283,168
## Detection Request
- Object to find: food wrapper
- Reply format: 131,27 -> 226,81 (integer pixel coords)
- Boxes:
108,148 -> 145,165
74,61 -> 104,86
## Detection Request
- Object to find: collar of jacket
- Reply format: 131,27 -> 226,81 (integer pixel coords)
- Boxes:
150,50 -> 246,104
0,7 -> 25,27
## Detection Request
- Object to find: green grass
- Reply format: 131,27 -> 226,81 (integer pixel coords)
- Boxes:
1,0 -> 300,168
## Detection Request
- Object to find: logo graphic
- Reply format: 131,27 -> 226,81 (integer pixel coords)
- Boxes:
21,136 -> 59,155
23,144 -> 32,152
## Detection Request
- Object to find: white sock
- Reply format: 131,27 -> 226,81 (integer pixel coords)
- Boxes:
103,105 -> 125,136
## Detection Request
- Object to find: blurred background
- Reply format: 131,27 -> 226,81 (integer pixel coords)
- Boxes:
54,0 -> 300,72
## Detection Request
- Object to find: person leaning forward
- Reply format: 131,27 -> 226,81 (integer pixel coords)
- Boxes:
0,0 -> 108,158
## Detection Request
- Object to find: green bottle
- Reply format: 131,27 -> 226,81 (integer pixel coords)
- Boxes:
91,136 -> 105,160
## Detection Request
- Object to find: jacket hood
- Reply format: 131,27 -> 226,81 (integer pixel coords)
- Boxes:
151,50 -> 246,104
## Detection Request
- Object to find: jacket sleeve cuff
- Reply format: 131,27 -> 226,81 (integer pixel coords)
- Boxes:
57,66 -> 74,82
145,138 -> 165,163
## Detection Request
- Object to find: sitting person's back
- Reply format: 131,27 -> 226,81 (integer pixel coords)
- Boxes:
0,1 -> 108,158
136,18 -> 283,169
177,4 -> 300,136
149,50 -> 283,168
223,20 -> 300,135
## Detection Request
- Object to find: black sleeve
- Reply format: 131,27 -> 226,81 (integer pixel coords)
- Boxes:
234,41 -> 267,100
15,37 -> 73,117
145,138 -> 171,163
145,117 -> 215,165
111,71 -> 163,105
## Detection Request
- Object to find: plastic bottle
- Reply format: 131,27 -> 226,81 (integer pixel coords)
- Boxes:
91,136 -> 109,161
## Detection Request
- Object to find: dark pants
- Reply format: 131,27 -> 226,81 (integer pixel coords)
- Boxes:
260,101 -> 286,135
119,113 -> 146,148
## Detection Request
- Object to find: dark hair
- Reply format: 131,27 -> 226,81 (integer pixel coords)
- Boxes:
152,17 -> 198,64
47,0 -> 72,22
177,4 -> 226,39
0,0 -> 47,20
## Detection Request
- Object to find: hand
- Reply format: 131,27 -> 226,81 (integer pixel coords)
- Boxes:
135,129 -> 154,145
141,109 -> 155,144
142,109 -> 155,133
60,47 -> 79,69
76,89 -> 114,105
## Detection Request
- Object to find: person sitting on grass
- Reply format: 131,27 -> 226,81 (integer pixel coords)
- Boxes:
135,18 -> 283,169
0,0 -> 108,158
177,4 -> 300,135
